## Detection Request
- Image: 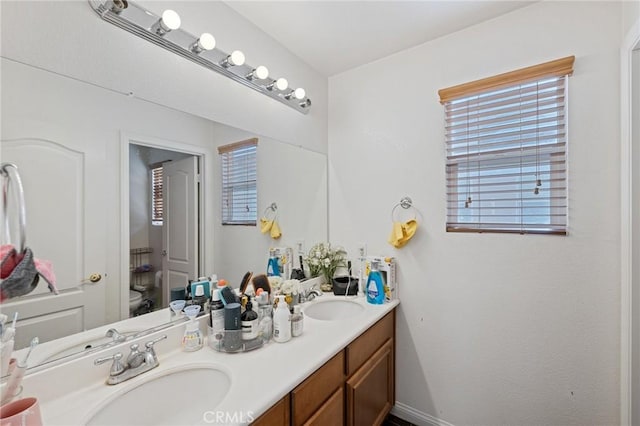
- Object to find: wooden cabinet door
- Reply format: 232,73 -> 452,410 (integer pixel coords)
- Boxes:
346,339 -> 394,426
303,386 -> 344,426
292,351 -> 345,425
251,394 -> 290,426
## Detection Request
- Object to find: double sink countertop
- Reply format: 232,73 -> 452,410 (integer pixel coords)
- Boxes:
18,294 -> 399,425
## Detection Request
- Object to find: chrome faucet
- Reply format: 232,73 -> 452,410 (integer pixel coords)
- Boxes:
95,335 -> 167,385
105,328 -> 127,343
300,287 -> 323,303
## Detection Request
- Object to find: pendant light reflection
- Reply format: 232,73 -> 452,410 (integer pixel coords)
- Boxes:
189,33 -> 215,54
150,9 -> 181,36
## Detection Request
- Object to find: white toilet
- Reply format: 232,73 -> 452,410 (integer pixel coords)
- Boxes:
129,290 -> 143,315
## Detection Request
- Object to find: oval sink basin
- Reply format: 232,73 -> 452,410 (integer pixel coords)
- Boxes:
86,366 -> 230,425
304,299 -> 364,321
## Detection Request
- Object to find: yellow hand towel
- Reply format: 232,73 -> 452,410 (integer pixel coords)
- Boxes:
260,218 -> 273,234
270,221 -> 282,239
388,222 -> 403,247
394,222 -> 404,241
388,219 -> 418,248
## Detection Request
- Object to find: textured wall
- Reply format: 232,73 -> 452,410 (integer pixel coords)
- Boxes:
329,2 -> 622,424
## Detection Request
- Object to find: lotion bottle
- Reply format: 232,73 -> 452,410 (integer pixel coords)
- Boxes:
273,295 -> 291,343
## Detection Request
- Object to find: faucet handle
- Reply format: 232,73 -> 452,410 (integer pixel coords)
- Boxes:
145,334 -> 167,351
94,352 -> 125,376
144,335 -> 167,364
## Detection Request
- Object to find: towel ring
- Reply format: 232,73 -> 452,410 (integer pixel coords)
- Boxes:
1,163 -> 27,253
261,202 -> 278,220
391,196 -> 417,222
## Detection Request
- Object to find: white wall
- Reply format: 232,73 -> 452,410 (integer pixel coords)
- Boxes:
0,0 -> 328,154
129,145 -> 151,253
632,46 -> 640,426
328,2 -> 622,425
622,1 -> 640,38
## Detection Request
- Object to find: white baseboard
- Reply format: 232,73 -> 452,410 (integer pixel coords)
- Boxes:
391,402 -> 456,426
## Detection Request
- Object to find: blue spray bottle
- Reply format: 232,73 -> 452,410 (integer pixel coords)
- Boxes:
366,260 -> 385,305
267,249 -> 280,277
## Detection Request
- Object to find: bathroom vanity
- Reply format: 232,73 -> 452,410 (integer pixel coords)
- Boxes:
10,295 -> 398,425
253,309 -> 395,425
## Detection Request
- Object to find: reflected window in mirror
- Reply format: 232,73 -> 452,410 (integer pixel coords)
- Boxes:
151,164 -> 163,226
219,138 -> 258,226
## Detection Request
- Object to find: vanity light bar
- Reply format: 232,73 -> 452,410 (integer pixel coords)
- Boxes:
88,0 -> 312,114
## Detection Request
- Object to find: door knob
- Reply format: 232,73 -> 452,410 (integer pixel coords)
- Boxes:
161,250 -> 167,256
89,273 -> 102,283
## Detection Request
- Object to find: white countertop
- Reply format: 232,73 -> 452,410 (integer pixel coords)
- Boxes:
18,294 -> 399,425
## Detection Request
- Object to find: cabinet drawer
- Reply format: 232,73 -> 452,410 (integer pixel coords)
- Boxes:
303,386 -> 344,426
251,394 -> 290,426
346,311 -> 394,376
292,351 -> 345,425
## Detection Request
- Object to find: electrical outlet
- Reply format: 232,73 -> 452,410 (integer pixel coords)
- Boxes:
296,240 -> 305,254
357,242 -> 367,258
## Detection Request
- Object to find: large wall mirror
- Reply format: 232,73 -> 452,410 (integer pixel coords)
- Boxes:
0,56 -> 328,370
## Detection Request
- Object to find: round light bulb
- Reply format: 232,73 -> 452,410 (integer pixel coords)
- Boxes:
294,88 -> 306,100
255,65 -> 269,80
275,77 -> 288,91
198,33 -> 216,51
161,10 -> 181,30
230,50 -> 245,66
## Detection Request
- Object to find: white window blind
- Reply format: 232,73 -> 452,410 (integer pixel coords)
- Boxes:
151,165 -> 163,226
219,138 -> 258,225
439,56 -> 574,235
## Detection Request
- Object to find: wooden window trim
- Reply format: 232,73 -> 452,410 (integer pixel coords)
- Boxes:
217,137 -> 258,154
438,56 -> 574,104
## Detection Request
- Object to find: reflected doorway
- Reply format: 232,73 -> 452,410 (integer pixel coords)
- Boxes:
128,144 -> 201,318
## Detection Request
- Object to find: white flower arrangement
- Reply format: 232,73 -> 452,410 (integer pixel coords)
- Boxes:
268,276 -> 301,296
304,242 -> 347,284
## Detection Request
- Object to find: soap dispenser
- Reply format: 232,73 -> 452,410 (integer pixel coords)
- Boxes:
366,260 -> 385,305
267,249 -> 280,277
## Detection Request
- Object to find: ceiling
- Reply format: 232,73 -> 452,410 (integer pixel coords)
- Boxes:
225,1 -> 536,77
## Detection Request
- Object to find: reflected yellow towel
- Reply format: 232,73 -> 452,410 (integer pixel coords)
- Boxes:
270,221 -> 282,239
388,219 -> 418,248
260,218 -> 273,234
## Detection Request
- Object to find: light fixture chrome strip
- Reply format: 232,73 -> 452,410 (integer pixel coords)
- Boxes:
88,0 -> 311,114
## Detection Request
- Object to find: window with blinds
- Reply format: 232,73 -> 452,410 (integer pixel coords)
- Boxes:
439,56 -> 574,235
219,138 -> 258,225
151,165 -> 163,226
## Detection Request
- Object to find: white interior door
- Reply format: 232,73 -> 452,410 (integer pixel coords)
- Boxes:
162,156 -> 199,307
1,138 -> 107,349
